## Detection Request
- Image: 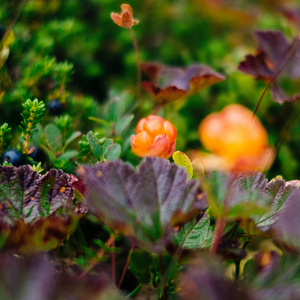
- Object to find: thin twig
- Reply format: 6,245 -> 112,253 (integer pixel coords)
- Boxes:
117,241 -> 135,289
252,36 -> 300,118
129,27 -> 141,104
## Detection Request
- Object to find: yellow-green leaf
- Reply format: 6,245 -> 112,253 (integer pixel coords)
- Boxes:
172,151 -> 193,180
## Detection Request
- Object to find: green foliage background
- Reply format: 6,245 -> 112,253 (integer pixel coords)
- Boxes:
0,0 -> 300,178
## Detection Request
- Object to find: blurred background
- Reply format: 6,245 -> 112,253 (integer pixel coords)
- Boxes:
1,0 -> 300,179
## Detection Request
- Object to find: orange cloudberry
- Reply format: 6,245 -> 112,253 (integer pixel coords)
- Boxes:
196,104 -> 274,171
131,115 -> 177,159
111,4 -> 139,29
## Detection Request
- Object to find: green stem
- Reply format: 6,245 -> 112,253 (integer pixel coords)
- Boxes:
234,260 -> 240,282
158,254 -> 168,300
124,283 -> 142,300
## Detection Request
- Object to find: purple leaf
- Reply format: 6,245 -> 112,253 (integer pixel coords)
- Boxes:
0,254 -> 122,300
81,157 -> 199,248
238,30 -> 300,103
178,254 -> 251,300
141,63 -> 225,105
0,165 -> 86,253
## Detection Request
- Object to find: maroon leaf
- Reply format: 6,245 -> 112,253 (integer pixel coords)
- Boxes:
0,165 -> 86,253
280,6 -> 300,25
80,157 -> 199,249
238,30 -> 300,103
141,63 -> 225,105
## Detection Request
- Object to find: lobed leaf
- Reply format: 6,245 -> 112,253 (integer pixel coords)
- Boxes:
238,30 -> 300,104
141,63 -> 225,105
0,165 -> 85,253
80,157 -> 199,249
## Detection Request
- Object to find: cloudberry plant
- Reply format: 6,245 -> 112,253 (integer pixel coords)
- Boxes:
111,4 -> 141,102
131,115 -> 177,158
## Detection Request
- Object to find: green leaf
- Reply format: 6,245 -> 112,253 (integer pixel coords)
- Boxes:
129,249 -> 152,284
108,97 -> 122,123
88,117 -> 111,128
115,114 -> 134,136
172,151 -> 193,180
205,171 -> 272,221
86,131 -> 101,161
62,131 -> 82,153
175,214 -> 236,250
151,253 -> 179,283
59,150 -> 79,161
44,124 -> 62,154
175,214 -> 214,249
2,30 -> 14,49
105,143 -> 121,161
40,145 -> 57,162
102,139 -> 113,157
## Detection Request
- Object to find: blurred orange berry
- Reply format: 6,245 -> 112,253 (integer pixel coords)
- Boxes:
196,104 -> 274,171
111,4 -> 139,29
131,115 -> 177,159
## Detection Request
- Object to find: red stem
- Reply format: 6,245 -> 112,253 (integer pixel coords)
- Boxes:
117,241 -> 135,289
129,27 -> 141,104
210,218 -> 224,255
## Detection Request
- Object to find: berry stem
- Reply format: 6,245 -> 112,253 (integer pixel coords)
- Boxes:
117,241 -> 135,289
129,28 -> 141,105
210,217 -> 224,255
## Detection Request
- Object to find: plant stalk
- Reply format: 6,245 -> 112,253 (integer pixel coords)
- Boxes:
158,253 -> 168,300
129,28 -> 141,105
210,218 -> 224,255
117,241 -> 135,289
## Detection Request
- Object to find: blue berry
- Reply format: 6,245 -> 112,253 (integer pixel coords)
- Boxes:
1,149 -> 26,167
49,100 -> 62,116
29,146 -> 47,164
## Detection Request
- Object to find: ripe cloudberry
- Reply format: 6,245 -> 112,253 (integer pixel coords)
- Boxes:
197,104 -> 274,171
131,115 -> 177,158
